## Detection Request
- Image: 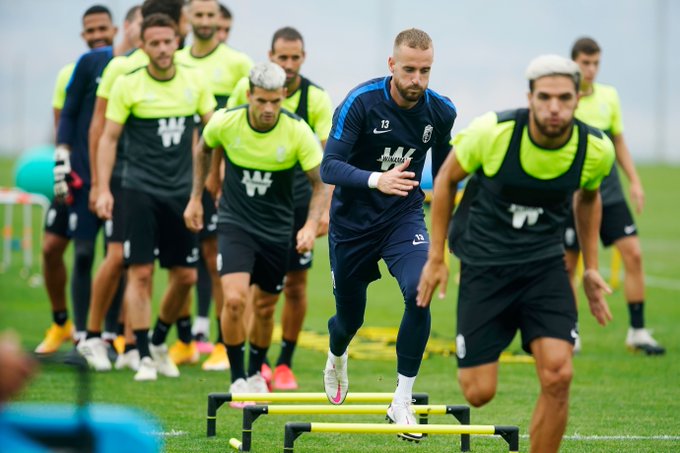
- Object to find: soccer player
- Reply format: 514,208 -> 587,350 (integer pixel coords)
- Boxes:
564,37 -> 665,355
54,5 -> 142,371
86,0 -> 188,369
320,29 -> 457,439
36,5 -> 118,354
183,62 -> 327,398
95,12 -> 216,381
417,55 -> 615,453
215,3 -> 232,44
226,26 -> 333,389
169,0 -> 253,369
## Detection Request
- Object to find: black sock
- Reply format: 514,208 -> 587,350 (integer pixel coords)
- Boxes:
276,338 -> 297,368
116,322 -> 125,336
628,301 -> 645,328
134,329 -> 150,358
151,318 -> 171,346
124,343 -> 137,353
226,342 -> 246,383
86,330 -> 101,340
196,259 -> 212,317
176,316 -> 192,344
53,310 -> 68,326
248,343 -> 269,376
71,240 -> 95,331
215,317 -> 223,344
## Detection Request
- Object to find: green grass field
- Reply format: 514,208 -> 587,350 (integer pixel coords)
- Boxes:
1,157 -> 679,452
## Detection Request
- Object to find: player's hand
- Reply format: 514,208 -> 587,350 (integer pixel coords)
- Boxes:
95,189 -> 114,220
583,269 -> 613,326
183,197 -> 204,233
296,220 -> 317,253
88,185 -> 99,213
53,145 -> 71,202
376,159 -> 418,197
316,210 -> 330,237
416,258 -> 449,307
629,181 -> 645,214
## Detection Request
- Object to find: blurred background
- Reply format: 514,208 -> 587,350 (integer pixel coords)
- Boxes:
0,0 -> 678,162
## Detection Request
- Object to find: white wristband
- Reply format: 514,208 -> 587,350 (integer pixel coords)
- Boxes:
367,172 -> 381,189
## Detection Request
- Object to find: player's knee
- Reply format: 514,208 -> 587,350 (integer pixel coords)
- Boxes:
223,294 -> 245,320
538,361 -> 573,400
128,265 -> 154,287
459,376 -> 496,407
42,236 -> 65,263
284,277 -> 306,302
73,241 -> 95,271
173,268 -> 197,287
622,244 -> 643,270
255,303 -> 276,320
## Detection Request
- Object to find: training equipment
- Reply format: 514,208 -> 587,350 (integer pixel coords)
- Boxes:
206,392 -> 430,437
228,403 -> 470,452
282,422 -> 519,452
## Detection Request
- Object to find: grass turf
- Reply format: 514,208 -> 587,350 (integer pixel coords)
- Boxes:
1,157 -> 679,452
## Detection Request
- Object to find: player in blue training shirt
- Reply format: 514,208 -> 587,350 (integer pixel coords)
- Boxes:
320,28 -> 456,440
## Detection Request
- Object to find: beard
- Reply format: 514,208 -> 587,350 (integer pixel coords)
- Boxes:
533,115 -> 573,139
192,25 -> 215,41
394,79 -> 425,102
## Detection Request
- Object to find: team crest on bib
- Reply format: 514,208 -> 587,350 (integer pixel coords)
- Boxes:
422,124 -> 433,143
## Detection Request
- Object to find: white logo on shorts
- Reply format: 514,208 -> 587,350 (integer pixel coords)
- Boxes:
331,269 -> 336,289
46,208 -> 57,227
299,251 -> 312,266
570,328 -> 579,340
123,240 -> 131,259
564,227 -> 576,247
105,220 -> 113,238
207,214 -> 218,231
456,334 -> 466,359
624,224 -> 637,235
186,247 -> 199,264
216,253 -> 223,272
68,213 -> 78,232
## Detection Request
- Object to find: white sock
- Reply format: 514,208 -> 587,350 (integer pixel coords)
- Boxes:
327,349 -> 347,366
102,331 -> 117,342
192,316 -> 210,336
393,373 -> 416,403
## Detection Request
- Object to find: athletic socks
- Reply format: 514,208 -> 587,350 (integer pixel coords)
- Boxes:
628,301 -> 645,329
53,310 -> 68,326
192,316 -> 210,339
176,316 -> 193,344
196,259 -> 212,317
86,330 -> 101,340
248,343 -> 269,376
151,318 -> 171,346
215,316 -> 223,344
226,342 -> 246,382
393,373 -> 416,402
134,329 -> 151,358
276,338 -> 297,367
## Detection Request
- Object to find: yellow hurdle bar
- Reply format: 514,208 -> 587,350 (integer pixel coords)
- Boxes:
207,392 -> 429,437
284,422 -> 519,452
230,404 -> 471,452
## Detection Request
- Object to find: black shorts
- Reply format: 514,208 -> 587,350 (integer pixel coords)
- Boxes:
44,200 -> 70,239
217,223 -> 288,294
456,255 -> 577,368
122,189 -> 198,269
198,189 -> 218,242
104,176 -> 126,243
287,206 -> 313,272
67,185 -> 102,242
563,201 -> 637,251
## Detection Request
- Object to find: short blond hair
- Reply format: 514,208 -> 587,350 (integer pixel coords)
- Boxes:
394,28 -> 432,52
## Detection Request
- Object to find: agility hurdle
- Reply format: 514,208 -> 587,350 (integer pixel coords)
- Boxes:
283,422 -> 519,452
229,404 -> 470,452
207,392 -> 429,437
